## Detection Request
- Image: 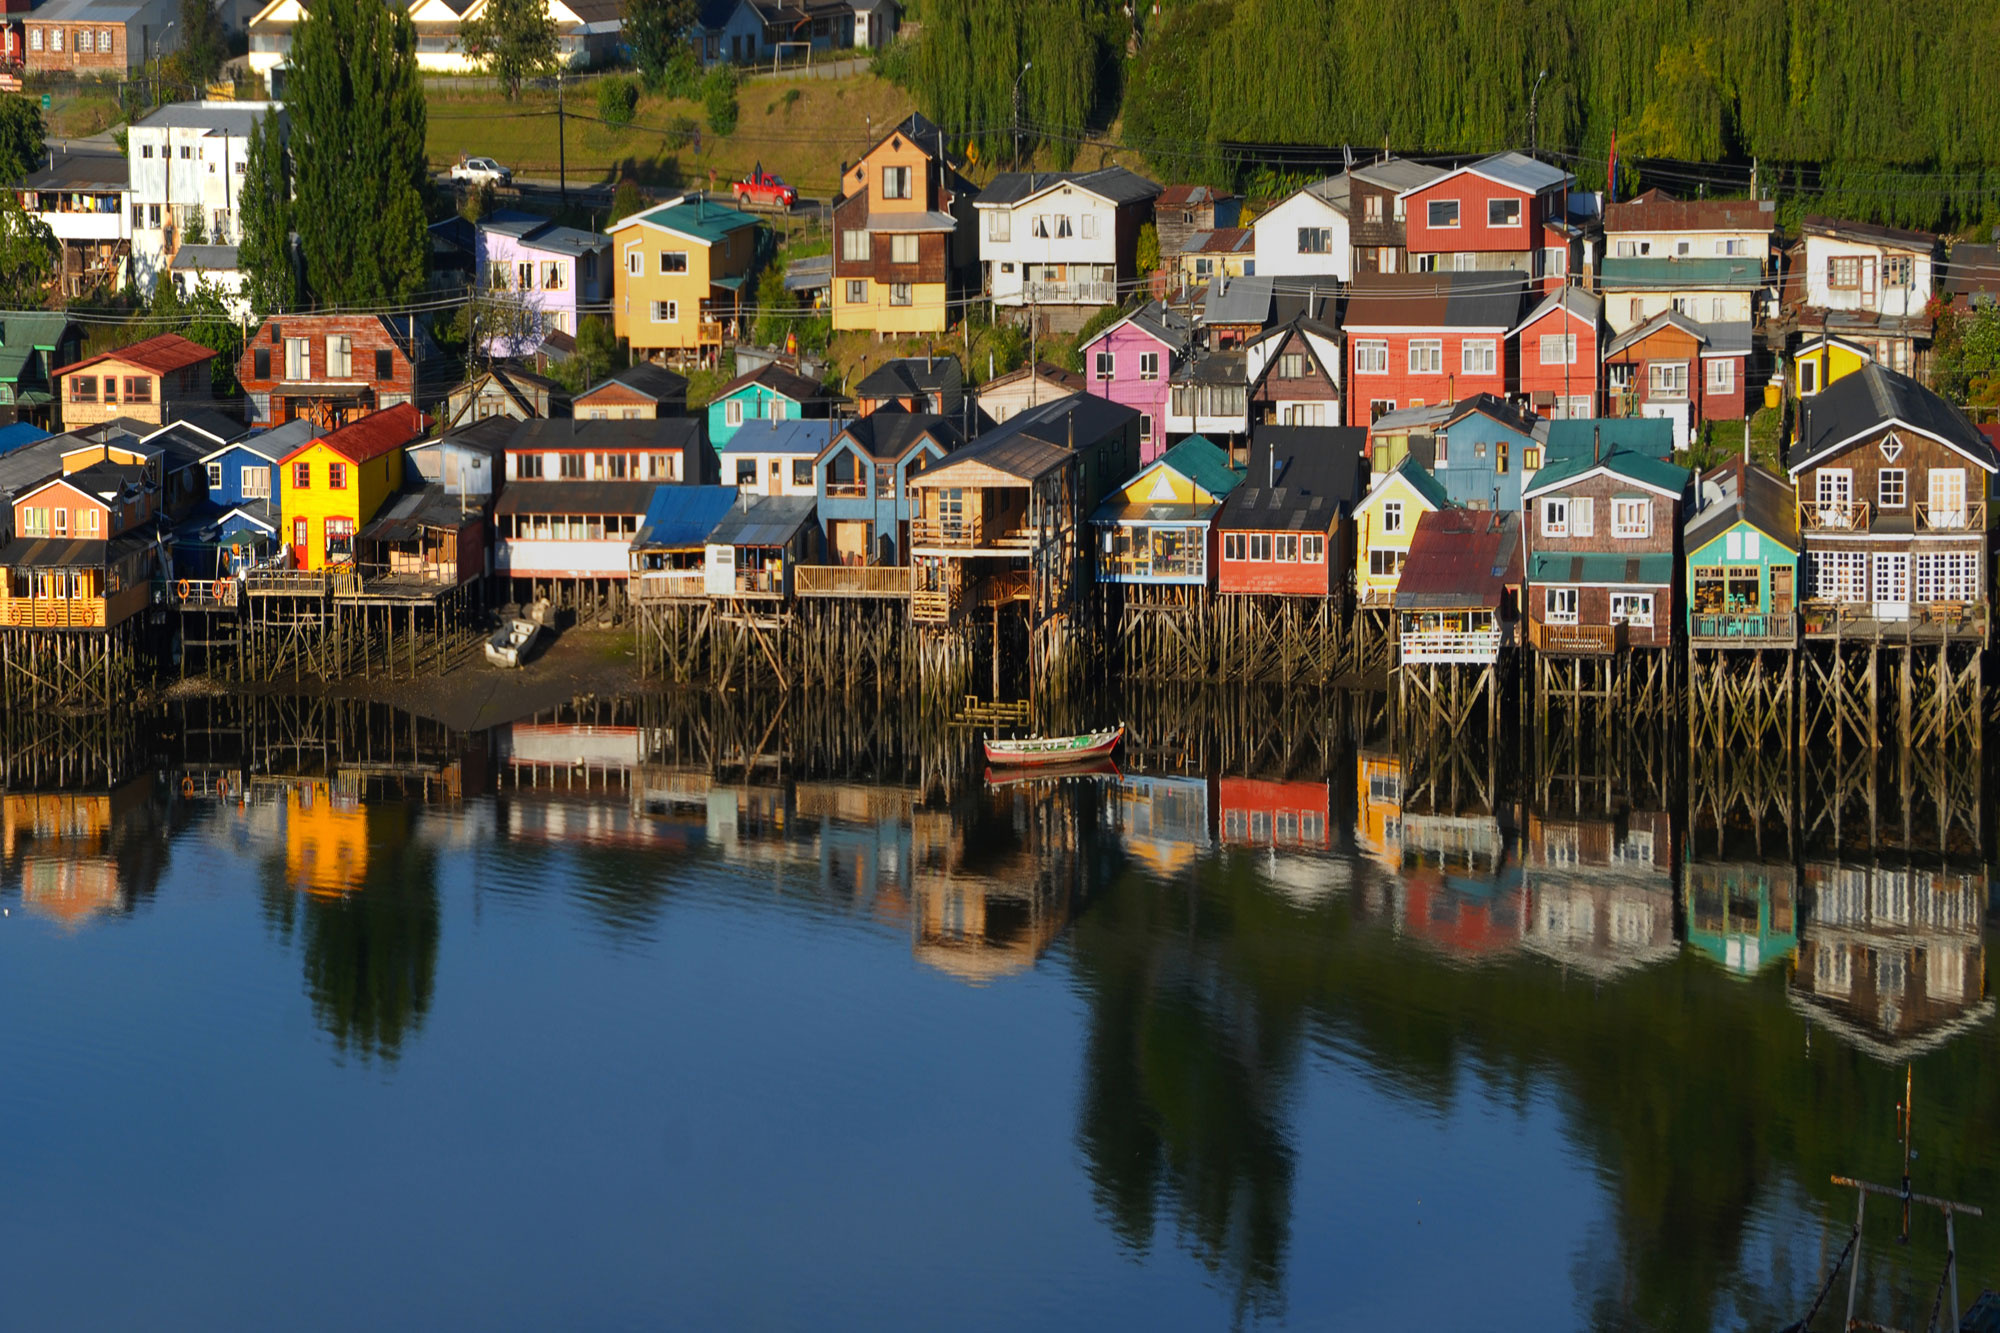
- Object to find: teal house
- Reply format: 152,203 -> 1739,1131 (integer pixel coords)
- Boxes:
706,362 -> 840,451
0,312 -> 82,428
1684,859 -> 1798,977
1683,456 -> 1800,646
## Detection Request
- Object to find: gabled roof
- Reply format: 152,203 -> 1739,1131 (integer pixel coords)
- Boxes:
1215,426 -> 1364,531
612,194 -> 761,245
1543,418 -> 1674,463
920,394 -> 1133,484
286,403 -> 425,466
1157,184 -> 1235,210
478,212 -> 610,257
706,493 -> 819,547
1152,434 -> 1242,500
241,417 -> 326,460
579,361 -> 689,403
358,484 -> 479,543
1801,216 -> 1939,252
635,484 -> 738,549
1442,393 -> 1539,439
1526,550 -> 1676,588
1602,189 -> 1778,235
1508,285 -> 1601,337
1187,227 -> 1254,255
1350,157 -> 1450,193
977,360 -> 1087,396
0,422 -> 49,456
1394,509 -> 1521,610
1369,403 -> 1452,434
717,361 -> 830,403
855,356 -> 961,400
170,244 -> 241,273
832,410 -> 962,462
19,146 -> 128,193
1343,272 -> 1527,332
1788,362 -> 1997,474
1364,454 -> 1451,512
1597,256 -> 1765,291
60,332 -> 216,379
1523,447 -> 1689,500
510,415 -> 704,454
1086,300 -> 1192,353
717,419 -> 836,456
1397,151 -> 1572,199
1604,309 -> 1709,357
1685,457 -> 1798,555
973,166 -> 1160,209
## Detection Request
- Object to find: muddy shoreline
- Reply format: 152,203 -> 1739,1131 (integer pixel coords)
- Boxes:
151,626 -> 649,733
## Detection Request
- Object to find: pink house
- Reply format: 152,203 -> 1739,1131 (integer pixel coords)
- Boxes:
1083,300 -> 1193,462
474,212 -> 613,357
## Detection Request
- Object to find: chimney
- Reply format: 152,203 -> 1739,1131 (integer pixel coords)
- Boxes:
1592,425 -> 1601,464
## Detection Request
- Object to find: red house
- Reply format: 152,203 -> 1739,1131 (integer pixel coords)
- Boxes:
1398,152 -> 1576,292
1602,311 -> 1750,450
1510,287 -> 1603,421
1217,777 -> 1332,850
1213,425 -> 1362,596
1344,272 -> 1527,427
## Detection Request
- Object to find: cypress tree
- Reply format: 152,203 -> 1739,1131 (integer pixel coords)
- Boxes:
237,110 -> 297,316
287,0 -> 430,308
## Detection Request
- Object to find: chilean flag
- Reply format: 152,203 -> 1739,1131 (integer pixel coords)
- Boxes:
1606,132 -> 1619,204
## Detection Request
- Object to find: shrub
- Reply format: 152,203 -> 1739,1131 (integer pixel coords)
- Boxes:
701,67 -> 739,137
596,75 -> 638,129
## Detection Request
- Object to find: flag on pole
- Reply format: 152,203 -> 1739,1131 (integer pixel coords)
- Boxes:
1606,132 -> 1618,205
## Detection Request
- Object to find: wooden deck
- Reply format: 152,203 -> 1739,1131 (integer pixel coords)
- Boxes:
795,565 -> 910,599
1801,602 -> 1988,643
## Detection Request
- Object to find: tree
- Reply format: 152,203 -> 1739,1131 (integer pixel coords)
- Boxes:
147,274 -> 244,391
0,197 -> 54,307
565,314 -> 623,390
459,0 -> 560,101
178,0 -> 228,87
701,67 -> 739,136
287,0 -> 430,306
610,178 -> 650,224
596,75 -> 639,129
1931,300 -> 2000,407
750,264 -> 793,348
1135,222 -> 1159,275
0,95 -> 45,185
625,0 -> 698,90
238,111 -> 298,315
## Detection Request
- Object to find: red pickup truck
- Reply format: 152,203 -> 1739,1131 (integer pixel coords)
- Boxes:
732,167 -> 798,211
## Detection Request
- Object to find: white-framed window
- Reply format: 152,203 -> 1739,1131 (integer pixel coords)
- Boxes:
1427,199 -> 1460,228
50,26 -> 61,50
1369,548 -> 1404,577
1223,532 -> 1245,561
1139,413 -> 1152,440
1279,353 -> 1304,380
1369,398 -> 1396,421
1928,468 -> 1969,526
1081,214 -> 1098,239
1355,340 -> 1388,374
1487,197 -> 1521,226
841,229 -> 871,262
326,335 -> 352,378
1609,592 -> 1654,626
1297,226 -> 1331,255
1302,534 -> 1324,563
1540,333 -> 1576,365
97,27 -> 110,50
1408,340 -> 1443,374
724,399 -> 744,427
1879,468 -> 1906,508
1461,339 -> 1496,374
1095,351 -> 1114,380
653,300 -> 678,323
1275,534 -> 1299,562
881,166 -> 912,200
28,28 -> 40,50
242,466 -> 270,499
658,251 -> 688,274
1382,500 -> 1404,534
1707,358 -> 1734,393
284,337 -> 309,380
1648,362 -> 1689,397
987,211 -> 1010,242
1612,497 -> 1650,538
1541,497 -> 1568,537
1139,352 -> 1159,381
206,462 -> 223,490
845,279 -> 867,304
889,234 -> 918,265
77,28 -> 91,51
1545,587 -> 1578,624
1829,256 -> 1863,290
889,283 -> 913,306
1719,238 -> 1745,256
1916,552 -> 1980,602
1571,497 -> 1594,535
1812,551 -> 1867,601
1248,533 -> 1272,561
1543,246 -> 1568,277
626,250 -> 641,275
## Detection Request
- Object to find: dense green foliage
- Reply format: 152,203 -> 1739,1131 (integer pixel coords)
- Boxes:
288,0 -> 430,306
0,96 -> 45,185
148,275 -> 245,391
177,0 -> 228,87
596,75 -> 639,129
0,197 -> 54,307
702,67 -> 740,137
610,178 -> 650,224
459,0 -> 560,101
1931,300 -> 2000,406
624,0 -> 698,91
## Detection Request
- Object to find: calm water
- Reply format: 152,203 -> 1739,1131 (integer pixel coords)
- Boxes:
1,694 -> 1995,1331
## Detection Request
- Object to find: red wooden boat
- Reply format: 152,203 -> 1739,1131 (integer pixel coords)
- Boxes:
982,724 -> 1124,767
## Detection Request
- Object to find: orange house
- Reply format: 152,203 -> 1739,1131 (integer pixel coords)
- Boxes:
54,333 -> 217,430
0,462 -> 159,628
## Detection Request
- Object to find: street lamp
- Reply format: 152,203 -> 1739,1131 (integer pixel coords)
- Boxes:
1012,61 -> 1032,172
1528,67 -> 1549,155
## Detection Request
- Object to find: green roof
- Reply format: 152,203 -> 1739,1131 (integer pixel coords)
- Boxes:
1157,434 -> 1243,500
1597,256 -> 1765,290
710,273 -> 748,291
1389,455 -> 1452,510
1544,418 -> 1673,462
628,198 -> 762,246
1527,447 -> 1689,499
1528,551 -> 1676,585
0,313 -> 73,383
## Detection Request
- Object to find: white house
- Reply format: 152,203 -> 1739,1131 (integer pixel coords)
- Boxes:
169,245 -> 252,320
715,419 -> 832,497
975,166 -> 1160,325
1797,216 -> 1939,320
249,0 -> 608,82
1250,158 -> 1446,283
15,146 -> 131,297
126,100 -> 281,299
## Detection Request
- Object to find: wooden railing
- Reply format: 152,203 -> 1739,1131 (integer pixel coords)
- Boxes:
910,519 -> 1037,550
632,570 -> 707,601
731,569 -> 780,597
1024,279 -> 1117,305
1399,628 -> 1503,663
2,599 -> 106,628
1691,612 -> 1796,644
911,588 -> 955,623
177,578 -> 239,608
1098,555 -> 1205,582
1802,599 -> 1989,638
795,565 -> 909,598
1800,500 -> 1870,531
244,566 -> 359,596
1530,620 -> 1619,654
822,482 -> 868,498
1916,500 -> 1985,531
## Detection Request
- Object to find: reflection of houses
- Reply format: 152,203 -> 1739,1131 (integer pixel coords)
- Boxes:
1520,811 -> 1677,976
1788,861 -> 1992,1059
1108,773 -> 1210,876
1354,750 -> 1406,872
1391,817 -> 1524,961
1217,776 -> 1344,906
280,780 -> 372,897
2,781 -> 152,927
1684,861 -> 1797,977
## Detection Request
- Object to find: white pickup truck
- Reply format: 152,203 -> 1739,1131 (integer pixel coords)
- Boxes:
451,156 -> 514,187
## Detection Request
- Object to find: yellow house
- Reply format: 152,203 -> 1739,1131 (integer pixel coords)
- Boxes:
1093,435 -> 1241,586
1791,335 -> 1873,398
1354,454 -> 1449,607
831,113 -> 976,336
610,194 -> 762,363
278,403 -> 422,572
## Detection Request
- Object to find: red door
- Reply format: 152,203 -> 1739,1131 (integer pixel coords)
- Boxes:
293,517 -> 309,569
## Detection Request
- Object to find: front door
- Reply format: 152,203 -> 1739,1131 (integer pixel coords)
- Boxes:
1928,467 -> 1967,529
293,517 -> 309,569
768,460 -> 783,496
1771,566 -> 1794,616
1873,552 -> 1909,619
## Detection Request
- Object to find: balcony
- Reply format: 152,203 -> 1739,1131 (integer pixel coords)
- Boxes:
821,482 -> 869,499
729,569 -> 780,598
1690,612 -> 1796,647
1530,620 -> 1619,655
1023,279 -> 1117,305
632,569 -> 706,601
1802,599 -> 1989,642
910,518 -> 1036,551
794,564 -> 909,598
1399,628 -> 1504,664
1916,500 -> 1985,532
1800,499 -> 1870,531
2,599 -> 105,628
1098,554 -> 1205,583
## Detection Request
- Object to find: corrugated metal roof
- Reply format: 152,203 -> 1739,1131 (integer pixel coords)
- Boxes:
1598,256 -> 1764,290
0,422 -> 50,456
1156,435 -> 1242,499
1802,215 -> 1939,250
358,485 -> 474,543
706,493 -> 818,547
509,416 -> 702,453
718,361 -> 828,403
1394,509 -> 1521,609
0,534 -> 151,568
1343,272 -> 1527,331
719,419 -> 836,456
636,484 -> 739,549
580,362 -> 689,402
835,411 -> 962,461
1089,501 -> 1218,525
1202,274 -> 1274,326
493,479 -> 661,515
625,196 -> 762,245
856,357 -> 962,399
1543,418 -> 1675,463
1525,446 -> 1689,499
1602,189 -> 1777,235
1215,427 -> 1364,531
974,166 -> 1161,208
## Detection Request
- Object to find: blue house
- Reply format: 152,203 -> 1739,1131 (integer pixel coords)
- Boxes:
815,411 -> 962,565
707,362 -> 839,451
175,420 -> 321,576
1433,394 -> 1542,512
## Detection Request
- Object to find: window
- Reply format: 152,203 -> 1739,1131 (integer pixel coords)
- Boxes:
881,166 -> 912,199
1524,446 -> 1543,471
1879,468 -> 1906,508
70,374 -> 96,402
652,300 -> 679,323
1247,533 -> 1273,561
559,454 -> 586,479
253,348 -> 270,380
376,349 -> 394,381
206,462 -> 223,491
1297,227 -> 1331,255
1369,548 -> 1405,578
1094,351 -> 1115,380
50,27 -> 61,50
1884,255 -> 1913,287
1497,441 -> 1509,474
1543,246 -> 1568,278
845,279 -> 867,304
1612,497 -> 1651,538
735,459 -> 757,485
988,211 -> 1010,242
328,462 -> 347,490
1056,215 -> 1073,238
1571,497 -> 1594,535
1648,362 -> 1689,397
659,251 -> 688,274
1916,551 -> 1980,602
1541,497 -> 1568,536
1364,194 -> 1384,222
1719,238 -> 1745,256
1427,199 -> 1460,228
1540,333 -> 1576,365
1544,587 -> 1578,624
541,261 -> 563,291
1275,534 -> 1299,562
324,517 -> 355,559
1609,593 -> 1654,626
626,250 -> 641,275
516,453 -> 543,480
1829,256 -> 1862,290
1408,340 -> 1443,374
51,508 -> 67,537
890,283 -> 912,306
28,28 -> 38,50
724,399 -> 744,426
889,234 -> 918,264
1813,551 -> 1867,601
82,510 -> 98,535
1223,532 -> 1245,561
1355,340 -> 1388,374
242,466 -> 270,499
1462,340 -> 1496,374
1707,359 -> 1734,394
1139,352 -> 1159,381
284,337 -> 309,380
1031,215 -> 1050,239
292,462 -> 311,489
1138,413 -> 1153,440
1382,500 -> 1405,534
77,28 -> 91,51
1302,534 -> 1324,563
1277,353 -> 1303,380
326,335 -> 351,378
1369,399 -> 1396,421
1487,197 -> 1521,226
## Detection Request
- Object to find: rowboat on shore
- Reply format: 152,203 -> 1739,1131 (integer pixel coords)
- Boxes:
983,724 -> 1124,767
484,618 -> 539,668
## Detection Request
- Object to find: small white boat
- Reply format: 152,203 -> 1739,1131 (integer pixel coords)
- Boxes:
983,724 -> 1124,767
484,617 -> 539,668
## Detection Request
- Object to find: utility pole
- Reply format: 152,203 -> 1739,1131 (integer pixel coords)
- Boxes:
1011,61 -> 1033,172
1528,68 -> 1549,155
